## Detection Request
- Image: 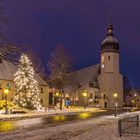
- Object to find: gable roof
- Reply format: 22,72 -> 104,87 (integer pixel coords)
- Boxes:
0,59 -> 47,86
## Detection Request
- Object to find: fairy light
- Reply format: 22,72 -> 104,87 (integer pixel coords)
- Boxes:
14,54 -> 41,110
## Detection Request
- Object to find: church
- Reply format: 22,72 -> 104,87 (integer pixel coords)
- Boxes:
64,18 -> 123,109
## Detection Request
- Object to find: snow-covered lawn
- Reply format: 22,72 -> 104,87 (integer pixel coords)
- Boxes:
0,111 -> 140,140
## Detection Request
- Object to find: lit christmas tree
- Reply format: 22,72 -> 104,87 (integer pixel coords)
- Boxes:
14,54 -> 41,110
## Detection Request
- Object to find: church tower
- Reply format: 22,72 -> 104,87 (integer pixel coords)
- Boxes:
98,17 -> 123,108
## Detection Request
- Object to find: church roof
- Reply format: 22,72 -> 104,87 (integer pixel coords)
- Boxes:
66,64 -> 100,89
0,59 -> 47,86
101,36 -> 119,45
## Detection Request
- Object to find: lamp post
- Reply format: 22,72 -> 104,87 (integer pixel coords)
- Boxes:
134,93 -> 137,108
113,92 -> 118,117
83,91 -> 87,109
4,88 -> 9,114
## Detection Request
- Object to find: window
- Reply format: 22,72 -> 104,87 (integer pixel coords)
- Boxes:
108,56 -> 110,60
40,99 -> 43,104
103,94 -> 106,98
90,93 -> 93,99
101,64 -> 104,69
11,98 -> 13,101
7,83 -> 11,89
41,88 -> 44,93
101,56 -> 105,63
0,58 -> 2,63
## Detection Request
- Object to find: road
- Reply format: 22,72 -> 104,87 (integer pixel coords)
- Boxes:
0,110 -> 119,132
0,110 -> 139,140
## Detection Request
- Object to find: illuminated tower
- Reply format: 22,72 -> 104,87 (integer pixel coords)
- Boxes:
98,17 -> 123,108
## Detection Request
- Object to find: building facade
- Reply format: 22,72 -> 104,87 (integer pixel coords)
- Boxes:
64,19 -> 124,109
0,59 -> 49,108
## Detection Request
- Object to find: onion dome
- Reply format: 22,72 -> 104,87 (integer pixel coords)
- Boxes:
101,17 -> 119,53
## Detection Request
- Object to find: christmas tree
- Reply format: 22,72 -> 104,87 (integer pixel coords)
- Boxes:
14,54 -> 41,110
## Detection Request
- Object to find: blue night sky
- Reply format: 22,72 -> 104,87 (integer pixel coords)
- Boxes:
3,0 -> 140,87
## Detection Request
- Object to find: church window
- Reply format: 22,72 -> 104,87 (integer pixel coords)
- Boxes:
90,93 -> 93,99
108,56 -> 110,60
101,64 -> 104,69
40,99 -> 43,104
101,56 -> 105,63
41,88 -> 44,93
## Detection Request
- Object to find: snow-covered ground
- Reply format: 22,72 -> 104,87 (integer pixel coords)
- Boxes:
0,111 -> 140,140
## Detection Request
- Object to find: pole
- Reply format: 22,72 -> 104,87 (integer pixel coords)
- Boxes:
115,98 -> 116,117
84,96 -> 86,109
60,89 -> 62,110
5,94 -> 8,114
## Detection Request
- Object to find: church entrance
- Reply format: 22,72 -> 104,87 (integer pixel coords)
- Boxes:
104,102 -> 108,108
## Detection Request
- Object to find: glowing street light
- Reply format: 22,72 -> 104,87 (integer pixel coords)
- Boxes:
113,92 -> 118,117
56,92 -> 59,97
83,91 -> 87,109
4,88 -> 9,114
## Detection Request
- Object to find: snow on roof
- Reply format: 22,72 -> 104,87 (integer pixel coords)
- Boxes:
67,64 -> 100,88
0,59 -> 47,86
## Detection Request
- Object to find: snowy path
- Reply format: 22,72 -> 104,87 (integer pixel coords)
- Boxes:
0,111 -> 140,140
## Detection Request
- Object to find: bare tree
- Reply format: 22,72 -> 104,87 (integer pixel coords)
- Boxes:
48,44 -> 72,110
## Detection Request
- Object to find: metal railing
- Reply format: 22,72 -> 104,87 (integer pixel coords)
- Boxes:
118,115 -> 140,137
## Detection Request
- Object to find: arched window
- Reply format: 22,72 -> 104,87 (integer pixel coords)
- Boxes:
90,93 -> 93,99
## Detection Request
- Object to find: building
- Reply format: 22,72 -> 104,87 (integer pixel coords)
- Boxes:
0,58 -> 49,108
64,18 -> 123,109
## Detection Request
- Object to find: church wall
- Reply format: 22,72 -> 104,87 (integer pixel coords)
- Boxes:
98,73 -> 123,108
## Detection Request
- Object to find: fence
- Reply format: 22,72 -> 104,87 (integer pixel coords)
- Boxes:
118,115 -> 140,137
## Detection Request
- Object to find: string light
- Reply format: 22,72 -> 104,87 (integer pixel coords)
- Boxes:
14,54 -> 41,110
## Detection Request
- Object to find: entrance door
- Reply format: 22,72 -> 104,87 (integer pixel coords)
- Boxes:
49,93 -> 53,105
104,102 -> 108,108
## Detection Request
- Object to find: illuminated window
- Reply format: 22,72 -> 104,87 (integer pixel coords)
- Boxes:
101,64 -> 104,69
7,83 -> 11,89
7,83 -> 11,87
101,56 -> 105,63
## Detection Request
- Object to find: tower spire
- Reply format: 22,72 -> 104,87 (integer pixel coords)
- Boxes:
107,15 -> 113,36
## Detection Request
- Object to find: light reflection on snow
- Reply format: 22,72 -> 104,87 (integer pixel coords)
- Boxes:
79,113 -> 92,119
0,122 -> 15,132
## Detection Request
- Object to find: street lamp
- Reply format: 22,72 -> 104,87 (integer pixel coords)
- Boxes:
56,92 -> 59,97
4,88 -> 9,114
83,91 -> 87,109
113,92 -> 118,117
